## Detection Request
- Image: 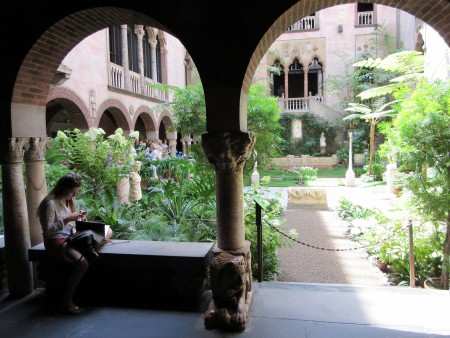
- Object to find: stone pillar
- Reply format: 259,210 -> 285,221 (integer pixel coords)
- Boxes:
386,163 -> 397,194
284,71 -> 289,99
168,139 -> 177,157
304,68 -> 309,98
24,137 -> 50,246
202,131 -> 255,250
121,24 -> 130,90
0,138 -> 33,297
166,131 -> 178,157
135,25 -> 145,94
202,131 -> 255,331
150,40 -> 157,82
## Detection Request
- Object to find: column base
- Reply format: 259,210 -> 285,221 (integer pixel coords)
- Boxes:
204,241 -> 253,331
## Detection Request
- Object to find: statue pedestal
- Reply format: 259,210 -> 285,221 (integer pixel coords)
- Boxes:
345,169 -> 356,187
251,170 -> 259,185
204,241 -> 253,332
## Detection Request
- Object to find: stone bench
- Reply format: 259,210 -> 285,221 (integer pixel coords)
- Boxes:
28,240 -> 214,309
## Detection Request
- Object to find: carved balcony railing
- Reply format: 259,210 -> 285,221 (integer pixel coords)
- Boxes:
287,15 -> 317,31
283,97 -> 310,112
108,62 -> 168,101
357,11 -> 374,26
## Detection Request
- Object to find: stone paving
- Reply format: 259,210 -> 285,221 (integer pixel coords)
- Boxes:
260,180 -> 399,285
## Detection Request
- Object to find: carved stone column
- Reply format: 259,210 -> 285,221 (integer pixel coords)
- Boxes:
202,131 -> 255,331
24,137 -> 50,246
202,131 -> 255,250
149,40 -> 157,82
304,67 -> 309,98
121,24 -> 130,90
135,25 -> 145,94
0,138 -> 33,297
168,139 -> 177,157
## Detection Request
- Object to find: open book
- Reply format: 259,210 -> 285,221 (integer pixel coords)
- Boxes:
75,220 -> 110,238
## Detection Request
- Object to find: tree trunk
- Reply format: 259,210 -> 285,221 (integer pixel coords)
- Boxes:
443,163 -> 450,290
369,122 -> 375,175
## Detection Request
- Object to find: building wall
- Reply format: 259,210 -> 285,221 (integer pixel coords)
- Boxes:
262,4 -> 417,110
49,26 -> 188,136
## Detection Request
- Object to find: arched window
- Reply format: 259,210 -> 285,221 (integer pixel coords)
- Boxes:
156,35 -> 162,83
288,59 -> 304,98
109,26 -> 122,65
272,60 -> 285,97
143,27 -> 152,79
308,58 -> 323,96
127,26 -> 139,73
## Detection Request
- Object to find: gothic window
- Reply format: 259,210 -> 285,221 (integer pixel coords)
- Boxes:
156,35 -> 162,83
288,59 -> 304,98
272,60 -> 285,97
127,26 -> 139,73
143,27 -> 152,79
109,26 -> 122,65
307,58 -> 323,96
357,3 -> 375,26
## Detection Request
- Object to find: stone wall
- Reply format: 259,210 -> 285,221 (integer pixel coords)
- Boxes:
268,155 -> 339,169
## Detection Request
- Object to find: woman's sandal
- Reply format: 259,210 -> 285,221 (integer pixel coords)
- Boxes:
61,304 -> 85,315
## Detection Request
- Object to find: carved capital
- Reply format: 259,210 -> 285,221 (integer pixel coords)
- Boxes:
168,140 -> 177,147
202,131 -> 255,174
0,138 -> 30,164
24,137 -> 51,162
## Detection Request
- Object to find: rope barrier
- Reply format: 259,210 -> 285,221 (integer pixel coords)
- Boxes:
263,219 -> 409,252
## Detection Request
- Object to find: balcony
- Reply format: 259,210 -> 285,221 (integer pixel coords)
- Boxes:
108,62 -> 168,101
287,15 -> 318,31
357,11 -> 374,26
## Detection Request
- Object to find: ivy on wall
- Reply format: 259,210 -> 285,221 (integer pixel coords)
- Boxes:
279,113 -> 337,156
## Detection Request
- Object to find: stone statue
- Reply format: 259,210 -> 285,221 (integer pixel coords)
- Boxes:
129,161 -> 142,201
320,132 -> 326,154
204,249 -> 252,331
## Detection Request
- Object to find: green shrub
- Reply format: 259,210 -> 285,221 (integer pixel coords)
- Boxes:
244,177 -> 298,280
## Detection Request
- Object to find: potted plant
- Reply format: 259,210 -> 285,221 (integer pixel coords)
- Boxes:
336,148 -> 349,166
353,141 -> 366,165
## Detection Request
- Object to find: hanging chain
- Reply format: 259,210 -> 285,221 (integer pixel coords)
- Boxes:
263,219 -> 409,252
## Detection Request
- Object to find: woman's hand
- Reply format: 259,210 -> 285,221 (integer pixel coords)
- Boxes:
79,210 -> 89,221
64,211 -> 85,224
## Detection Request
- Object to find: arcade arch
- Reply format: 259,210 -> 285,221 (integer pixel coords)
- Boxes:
1,1 -> 449,330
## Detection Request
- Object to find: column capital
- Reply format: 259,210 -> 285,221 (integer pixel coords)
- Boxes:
202,131 -> 255,174
0,137 -> 30,164
135,25 -> 145,40
24,137 -> 51,162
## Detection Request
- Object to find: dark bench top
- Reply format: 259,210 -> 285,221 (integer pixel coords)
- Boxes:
29,240 -> 214,270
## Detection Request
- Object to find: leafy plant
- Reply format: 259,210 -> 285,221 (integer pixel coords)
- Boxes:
244,177 -> 298,280
382,79 -> 450,289
49,128 -> 138,198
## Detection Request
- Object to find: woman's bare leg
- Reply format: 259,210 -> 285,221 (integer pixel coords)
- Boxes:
61,244 -> 89,312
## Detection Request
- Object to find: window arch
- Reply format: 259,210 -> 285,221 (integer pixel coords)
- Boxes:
308,58 -> 323,96
127,26 -> 139,73
288,58 -> 304,98
143,27 -> 153,79
109,26 -> 122,65
156,35 -> 162,83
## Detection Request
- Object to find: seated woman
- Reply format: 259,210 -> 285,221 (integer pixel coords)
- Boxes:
37,172 -> 112,314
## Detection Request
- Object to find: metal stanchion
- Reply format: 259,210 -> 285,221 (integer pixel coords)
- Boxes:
408,220 -> 416,288
255,197 -> 266,283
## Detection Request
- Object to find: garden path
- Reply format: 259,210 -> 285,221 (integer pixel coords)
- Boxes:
264,182 -> 399,285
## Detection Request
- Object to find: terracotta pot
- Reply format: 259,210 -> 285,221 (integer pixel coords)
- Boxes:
424,277 -> 443,290
374,258 -> 389,272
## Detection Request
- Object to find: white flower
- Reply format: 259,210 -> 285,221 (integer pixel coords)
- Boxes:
56,130 -> 67,139
114,128 -> 124,135
129,131 -> 140,139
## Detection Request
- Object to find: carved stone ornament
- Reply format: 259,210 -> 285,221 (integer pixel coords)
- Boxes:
204,242 -> 253,331
24,137 -> 51,162
202,131 -> 255,174
89,89 -> 97,118
0,137 -> 30,164
129,105 -> 135,116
